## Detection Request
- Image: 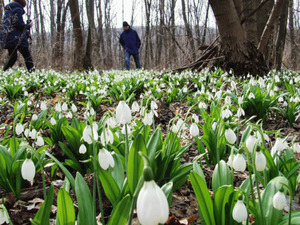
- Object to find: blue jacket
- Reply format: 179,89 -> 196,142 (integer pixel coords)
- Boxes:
119,28 -> 141,55
0,2 -> 30,49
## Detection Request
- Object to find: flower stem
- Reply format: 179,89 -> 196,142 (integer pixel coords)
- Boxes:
125,124 -> 129,169
254,169 -> 265,225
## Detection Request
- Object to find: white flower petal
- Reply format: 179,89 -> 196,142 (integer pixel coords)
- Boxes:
21,159 -> 35,183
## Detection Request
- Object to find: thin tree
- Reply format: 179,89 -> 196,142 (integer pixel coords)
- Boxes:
289,0 -> 296,69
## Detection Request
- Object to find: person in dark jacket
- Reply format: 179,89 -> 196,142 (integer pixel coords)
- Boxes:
0,0 -> 34,72
119,21 -> 141,70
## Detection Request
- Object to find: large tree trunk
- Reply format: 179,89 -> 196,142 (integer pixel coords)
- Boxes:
144,0 -> 152,68
275,0 -> 289,70
69,0 -> 85,70
169,0 -> 177,67
0,0 -> 4,24
97,0 -> 106,68
50,0 -> 56,47
201,2 -> 210,46
242,0 -> 258,45
209,0 -> 268,75
38,1 -> 46,47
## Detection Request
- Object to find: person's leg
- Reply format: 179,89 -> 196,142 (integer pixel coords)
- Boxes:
18,46 -> 34,72
125,51 -> 131,70
133,53 -> 141,69
3,47 -> 18,71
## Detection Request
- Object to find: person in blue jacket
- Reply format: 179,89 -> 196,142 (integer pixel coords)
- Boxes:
119,21 -> 141,70
0,0 -> 34,72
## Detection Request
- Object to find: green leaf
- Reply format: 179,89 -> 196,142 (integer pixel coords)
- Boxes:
193,161 -> 206,185
190,172 -> 216,225
61,127 -> 82,152
161,182 -> 173,206
31,185 -> 54,225
75,172 -> 96,225
97,166 -> 121,207
57,188 -> 75,225
109,154 -> 125,190
278,211 -> 300,225
214,185 -> 234,225
146,128 -> 162,164
212,160 -> 233,194
127,134 -> 147,194
107,195 -> 131,225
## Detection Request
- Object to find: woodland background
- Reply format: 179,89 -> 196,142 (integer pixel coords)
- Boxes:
0,0 -> 299,71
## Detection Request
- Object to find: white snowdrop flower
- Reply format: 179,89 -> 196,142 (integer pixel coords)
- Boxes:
192,114 -> 199,123
90,107 -> 95,116
182,86 -> 188,93
255,150 -> 267,172
269,90 -> 275,97
24,91 -> 28,96
176,119 -> 186,131
273,190 -> 286,210
0,206 -> 9,225
232,198 -> 248,223
50,118 -> 56,126
100,128 -> 114,145
143,112 -> 153,126
248,93 -> 255,99
238,96 -> 244,105
21,158 -> 35,183
107,117 -> 117,129
29,129 -> 37,139
278,97 -> 284,102
151,101 -> 158,111
98,148 -> 115,170
24,129 -> 30,138
198,102 -> 207,109
271,138 -> 289,156
282,101 -> 288,107
131,101 -> 140,113
40,101 -> 47,111
225,129 -> 236,144
83,125 -> 93,144
227,153 -> 234,167
137,168 -> 169,225
71,104 -> 77,113
225,96 -> 231,105
211,122 -> 217,131
233,154 -> 246,172
32,114 -> 38,121
66,112 -> 73,119
27,100 -> 32,106
172,124 -> 179,133
221,108 -> 233,119
116,101 -> 132,125
275,75 -> 280,83
36,136 -> 44,146
79,144 -> 87,154
293,143 -> 300,153
15,123 -> 24,136
246,134 -> 257,153
215,90 -> 222,99
190,123 -> 199,137
289,79 -> 293,85
55,103 -> 62,112
237,107 -> 245,117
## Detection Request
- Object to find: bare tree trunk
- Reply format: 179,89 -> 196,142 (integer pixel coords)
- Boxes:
38,1 -> 46,47
50,0 -> 56,47
275,0 -> 289,70
201,1 -> 210,45
257,0 -> 274,40
243,0 -> 258,45
33,0 -> 40,47
0,0 -> 3,24
156,0 -> 164,66
144,0 -> 152,68
289,0 -> 296,69
130,0 -> 137,27
69,0 -> 85,70
169,0 -> 178,67
233,0 -> 243,16
97,0 -> 106,68
84,0 -> 96,69
209,0 -> 268,75
258,0 -> 285,58
59,3 -> 68,69
181,0 -> 196,59
104,0 -> 113,68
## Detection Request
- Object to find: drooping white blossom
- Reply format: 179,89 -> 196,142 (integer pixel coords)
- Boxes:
232,199 -> 248,223
116,101 -> 132,125
15,123 -> 24,136
233,154 -> 246,172
273,190 -> 286,210
21,158 -> 36,183
255,150 -> 267,172
79,144 -> 87,154
225,129 -> 237,144
98,148 -> 114,170
190,123 -> 199,137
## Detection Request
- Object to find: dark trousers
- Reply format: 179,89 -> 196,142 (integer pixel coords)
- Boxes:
125,51 -> 141,70
3,46 -> 34,72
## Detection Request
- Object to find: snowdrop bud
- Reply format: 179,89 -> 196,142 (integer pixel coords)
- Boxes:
176,119 -> 185,131
273,189 -> 286,210
143,112 -> 153,126
238,96 -> 244,105
271,138 -> 289,156
212,122 -> 217,131
293,143 -> 300,153
71,104 -> 77,113
131,101 -> 140,113
248,93 -> 255,99
198,102 -> 207,109
233,153 -> 246,172
32,114 -> 38,121
36,136 -> 44,146
237,107 -> 245,117
79,144 -> 87,154
24,91 -> 28,96
150,101 -> 158,110
190,123 -> 199,137
172,124 -> 179,133
255,149 -> 266,172
0,206 -> 9,224
232,196 -> 248,223
24,129 -> 29,137
27,100 -> 32,106
66,112 -> 73,119
137,168 -> 169,225
29,129 -> 37,139
227,153 -> 234,167
116,101 -> 132,125
225,129 -> 237,145
98,148 -> 114,170
50,118 -> 56,126
192,114 -> 199,123
62,102 -> 68,111
90,107 -> 95,116
15,123 -> 24,136
246,133 -> 257,153
21,155 -> 35,183
83,125 -> 93,144
55,103 -> 62,112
